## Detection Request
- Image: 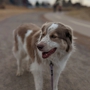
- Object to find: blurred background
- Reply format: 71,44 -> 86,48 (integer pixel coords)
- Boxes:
0,0 -> 90,21
0,0 -> 90,90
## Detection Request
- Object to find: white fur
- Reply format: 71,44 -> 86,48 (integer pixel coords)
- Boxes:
23,30 -> 32,53
30,52 -> 43,90
23,30 -> 33,71
13,30 -> 33,76
38,34 -> 59,52
31,62 -> 43,90
48,23 -> 58,32
38,23 -> 59,52
38,28 -> 59,52
13,35 -> 25,76
25,30 -> 32,37
35,23 -> 74,90
36,49 -> 72,90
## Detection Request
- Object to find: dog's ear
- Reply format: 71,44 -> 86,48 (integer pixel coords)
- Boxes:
41,22 -> 48,31
65,28 -> 72,43
39,23 -> 47,41
41,25 -> 45,31
65,26 -> 73,52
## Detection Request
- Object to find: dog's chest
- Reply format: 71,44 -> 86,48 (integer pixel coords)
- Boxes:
42,57 -> 60,73
41,53 -> 69,74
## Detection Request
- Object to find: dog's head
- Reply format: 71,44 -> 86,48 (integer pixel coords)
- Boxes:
37,22 -> 74,59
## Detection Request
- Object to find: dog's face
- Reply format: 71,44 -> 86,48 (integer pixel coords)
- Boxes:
37,22 -> 73,59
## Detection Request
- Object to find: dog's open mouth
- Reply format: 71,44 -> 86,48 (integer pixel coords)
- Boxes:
42,48 -> 57,59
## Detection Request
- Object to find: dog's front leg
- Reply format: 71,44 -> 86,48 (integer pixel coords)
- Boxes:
33,71 -> 43,90
53,70 -> 61,90
31,62 -> 43,90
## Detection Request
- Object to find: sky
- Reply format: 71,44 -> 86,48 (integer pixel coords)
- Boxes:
28,0 -> 90,6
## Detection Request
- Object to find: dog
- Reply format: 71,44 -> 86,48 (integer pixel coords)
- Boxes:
12,22 -> 75,90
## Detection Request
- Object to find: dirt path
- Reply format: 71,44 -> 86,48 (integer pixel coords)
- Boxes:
0,12 -> 90,90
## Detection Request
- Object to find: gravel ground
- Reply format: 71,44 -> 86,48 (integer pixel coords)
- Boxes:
0,12 -> 90,90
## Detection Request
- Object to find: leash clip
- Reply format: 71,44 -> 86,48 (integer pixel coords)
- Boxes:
50,61 -> 54,66
50,61 -> 54,76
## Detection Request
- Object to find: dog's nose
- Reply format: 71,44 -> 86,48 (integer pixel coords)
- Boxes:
37,44 -> 44,51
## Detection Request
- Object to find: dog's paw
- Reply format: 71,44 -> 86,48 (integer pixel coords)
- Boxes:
16,70 -> 23,76
16,72 -> 22,76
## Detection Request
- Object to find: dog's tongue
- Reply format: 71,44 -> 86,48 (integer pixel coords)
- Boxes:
42,48 -> 56,58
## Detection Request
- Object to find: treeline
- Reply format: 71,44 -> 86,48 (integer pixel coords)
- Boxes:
55,0 -> 87,8
62,0 -> 83,8
0,0 -> 51,8
35,1 -> 50,7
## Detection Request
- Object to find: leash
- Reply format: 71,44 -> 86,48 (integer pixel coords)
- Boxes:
49,61 -> 54,90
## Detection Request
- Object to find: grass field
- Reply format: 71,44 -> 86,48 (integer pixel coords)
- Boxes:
0,5 -> 33,21
0,5 -> 51,21
67,7 -> 90,21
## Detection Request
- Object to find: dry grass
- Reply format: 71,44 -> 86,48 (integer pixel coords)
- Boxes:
0,5 -> 33,21
67,7 -> 90,21
0,5 -> 51,21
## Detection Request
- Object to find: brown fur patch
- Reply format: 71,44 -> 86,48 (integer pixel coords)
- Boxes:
26,30 -> 41,63
13,30 -> 18,52
17,23 -> 40,42
13,23 -> 42,63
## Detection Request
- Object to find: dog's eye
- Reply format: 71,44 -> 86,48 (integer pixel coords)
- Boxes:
42,33 -> 45,36
50,35 -> 57,38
